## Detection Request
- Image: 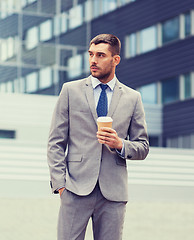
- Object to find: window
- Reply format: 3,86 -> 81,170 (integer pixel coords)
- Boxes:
14,36 -> 19,55
93,0 -> 100,18
140,26 -> 157,53
84,0 -> 92,21
26,26 -> 39,50
83,51 -> 90,73
149,136 -> 159,147
67,54 -> 82,79
7,37 -> 14,59
0,39 -> 7,61
167,137 -> 179,148
0,36 -> 16,61
184,73 -> 191,99
102,0 -> 117,14
184,12 -> 191,37
162,17 -> 179,44
26,72 -> 38,93
19,77 -> 26,93
120,0 -> 135,6
167,134 -> 193,149
21,0 -> 27,8
139,83 -> 157,104
0,1 -> 8,19
0,82 -> 6,92
61,13 -> 68,33
28,0 -> 37,3
125,33 -> 136,58
40,20 -> 52,42
6,81 -> 13,92
0,130 -> 16,139
54,16 -> 61,36
39,67 -> 52,89
69,4 -> 83,29
181,135 -> 191,148
13,79 -> 19,93
162,77 -> 179,104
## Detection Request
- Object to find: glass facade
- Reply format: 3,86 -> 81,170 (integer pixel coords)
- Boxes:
140,26 -> 157,54
26,71 -> 38,93
69,4 -> 83,29
167,134 -> 194,149
184,12 -> 191,36
67,54 -> 82,79
0,0 -> 91,94
162,17 -> 179,44
102,0 -> 117,14
139,83 -> 157,104
0,130 -> 16,139
184,73 -> 191,99
40,20 -> 52,42
162,77 -> 179,104
125,34 -> 136,58
26,26 -> 39,50
39,67 -> 52,89
125,11 -> 192,58
1,0 -> 140,94
139,72 -> 194,105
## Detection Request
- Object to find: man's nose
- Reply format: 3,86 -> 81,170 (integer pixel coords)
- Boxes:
91,55 -> 97,63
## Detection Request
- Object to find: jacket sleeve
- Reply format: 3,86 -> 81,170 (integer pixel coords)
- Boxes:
47,84 -> 69,193
123,92 -> 149,160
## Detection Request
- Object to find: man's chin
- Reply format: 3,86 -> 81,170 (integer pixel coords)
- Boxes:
91,72 -> 99,78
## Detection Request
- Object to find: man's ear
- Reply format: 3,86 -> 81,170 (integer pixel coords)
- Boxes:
113,55 -> 121,66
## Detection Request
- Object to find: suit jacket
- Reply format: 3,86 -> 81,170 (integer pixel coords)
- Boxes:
47,76 -> 149,202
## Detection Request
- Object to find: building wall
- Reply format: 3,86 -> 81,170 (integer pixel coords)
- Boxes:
0,93 -> 57,143
163,98 -> 194,146
0,0 -> 194,148
88,0 -> 194,147
90,0 -> 194,88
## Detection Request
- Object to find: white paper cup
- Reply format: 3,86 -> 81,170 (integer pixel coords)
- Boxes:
97,117 -> 113,131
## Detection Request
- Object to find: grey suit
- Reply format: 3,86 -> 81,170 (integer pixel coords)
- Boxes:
47,76 -> 149,239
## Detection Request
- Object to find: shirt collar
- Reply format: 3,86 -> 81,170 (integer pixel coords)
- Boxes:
91,75 -> 116,91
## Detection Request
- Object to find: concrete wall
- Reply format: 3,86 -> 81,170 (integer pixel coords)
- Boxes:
0,93 -> 57,143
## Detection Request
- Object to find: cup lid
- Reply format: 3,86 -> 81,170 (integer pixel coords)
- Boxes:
97,116 -> 113,122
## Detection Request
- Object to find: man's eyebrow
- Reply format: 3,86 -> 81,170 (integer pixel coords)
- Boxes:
88,50 -> 106,55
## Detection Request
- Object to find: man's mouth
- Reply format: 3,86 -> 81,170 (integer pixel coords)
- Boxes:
90,66 -> 99,71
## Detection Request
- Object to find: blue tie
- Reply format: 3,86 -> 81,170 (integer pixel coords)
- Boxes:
97,84 -> 108,117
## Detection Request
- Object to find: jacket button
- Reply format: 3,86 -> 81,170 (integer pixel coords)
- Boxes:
127,155 -> 132,159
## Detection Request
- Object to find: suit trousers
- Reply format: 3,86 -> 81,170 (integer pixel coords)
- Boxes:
57,182 -> 127,240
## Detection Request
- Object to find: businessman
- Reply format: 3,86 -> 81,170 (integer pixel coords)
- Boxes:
47,34 -> 149,240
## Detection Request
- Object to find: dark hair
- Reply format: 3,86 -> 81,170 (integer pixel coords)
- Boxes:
90,34 -> 121,56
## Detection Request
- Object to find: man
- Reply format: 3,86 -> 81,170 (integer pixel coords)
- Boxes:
47,34 -> 149,240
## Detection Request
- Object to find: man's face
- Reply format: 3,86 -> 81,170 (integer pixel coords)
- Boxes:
88,43 -> 120,83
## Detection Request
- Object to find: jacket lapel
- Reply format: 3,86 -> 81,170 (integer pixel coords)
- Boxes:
85,76 -> 98,123
108,79 -> 123,118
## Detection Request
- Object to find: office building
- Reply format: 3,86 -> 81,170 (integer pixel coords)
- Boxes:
0,0 -> 194,148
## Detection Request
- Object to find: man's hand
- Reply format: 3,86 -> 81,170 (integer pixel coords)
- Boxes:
58,187 -> 65,197
97,127 -> 123,150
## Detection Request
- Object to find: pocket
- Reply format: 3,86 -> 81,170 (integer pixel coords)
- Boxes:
67,153 -> 83,162
116,157 -> 127,167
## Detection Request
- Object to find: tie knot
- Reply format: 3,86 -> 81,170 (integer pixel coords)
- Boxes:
100,84 -> 108,91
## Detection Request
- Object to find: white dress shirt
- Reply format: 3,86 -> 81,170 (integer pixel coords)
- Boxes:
91,75 -> 116,109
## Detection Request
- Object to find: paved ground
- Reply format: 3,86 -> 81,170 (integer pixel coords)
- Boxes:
1,194 -> 194,240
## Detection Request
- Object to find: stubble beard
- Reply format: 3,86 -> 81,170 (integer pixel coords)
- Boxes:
91,64 -> 114,83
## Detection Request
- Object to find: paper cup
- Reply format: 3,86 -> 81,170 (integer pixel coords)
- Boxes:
97,117 -> 113,131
